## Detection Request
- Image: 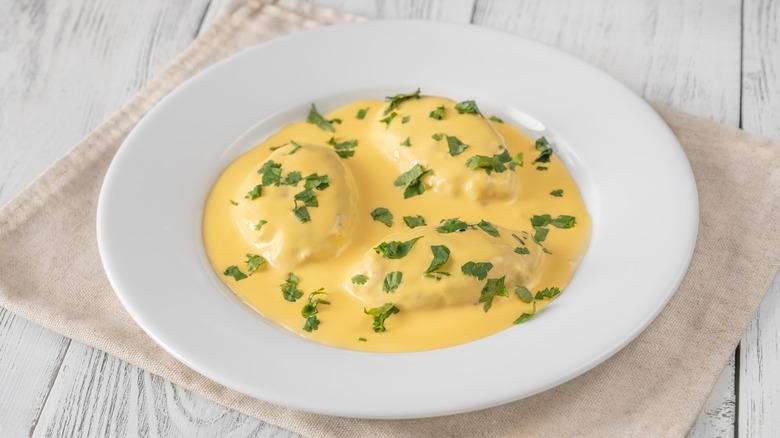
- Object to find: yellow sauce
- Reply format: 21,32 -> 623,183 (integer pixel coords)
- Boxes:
203,94 -> 591,352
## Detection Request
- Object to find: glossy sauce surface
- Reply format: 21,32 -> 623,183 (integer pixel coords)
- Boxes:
203,95 -> 591,352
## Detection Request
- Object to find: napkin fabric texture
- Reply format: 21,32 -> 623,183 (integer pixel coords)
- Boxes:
1,0 -> 779,436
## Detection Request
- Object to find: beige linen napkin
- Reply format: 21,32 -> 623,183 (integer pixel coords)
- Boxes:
1,0 -> 779,436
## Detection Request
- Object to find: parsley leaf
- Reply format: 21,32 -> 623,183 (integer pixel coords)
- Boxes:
402,115 -> 411,124
535,287 -> 561,300
364,303 -> 400,333
258,160 -> 282,186
370,207 -> 394,227
400,137 -> 412,147
327,137 -> 358,158
280,272 -> 303,302
424,245 -> 451,279
479,276 -> 509,311
550,215 -> 576,228
246,184 -> 262,200
477,220 -> 500,237
436,217 -> 471,233
306,103 -> 339,132
489,115 -> 504,123
303,316 -> 320,332
282,171 -> 302,186
465,149 -> 512,174
461,261 -> 493,281
393,164 -> 432,199
229,200 -> 238,206
301,290 -> 330,332
287,141 -> 302,155
383,271 -> 403,292
515,286 -> 533,303
533,227 -> 549,242
255,219 -> 267,231
550,189 -> 564,197
513,302 -> 536,324
536,166 -> 548,171
303,173 -> 330,190
454,100 -> 482,117
384,88 -> 421,115
374,236 -> 422,259
533,137 -> 553,163
223,265 -> 247,281
432,132 -> 444,141
446,135 -> 469,156
245,253 -> 266,275
293,205 -> 311,223
351,274 -> 368,285
356,107 -> 369,120
514,247 -> 530,255
294,189 -> 318,207
403,215 -> 426,229
531,214 -> 553,228
429,105 -> 445,120
379,111 -> 398,128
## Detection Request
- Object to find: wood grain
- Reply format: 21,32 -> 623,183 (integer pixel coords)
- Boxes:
739,0 -> 780,436
472,1 -> 741,436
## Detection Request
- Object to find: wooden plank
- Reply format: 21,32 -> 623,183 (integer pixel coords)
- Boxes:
739,1 -> 780,436
32,343 -> 297,438
306,0 -> 475,22
472,1 -> 741,436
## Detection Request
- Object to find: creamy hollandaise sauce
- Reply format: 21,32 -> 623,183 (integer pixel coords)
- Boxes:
203,91 -> 591,352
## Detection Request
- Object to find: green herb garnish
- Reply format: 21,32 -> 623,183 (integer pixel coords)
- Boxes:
294,189 -> 318,207
258,160 -> 282,186
358,337 -> 367,342
400,137 -> 412,147
533,227 -> 549,242
429,106 -> 445,120
246,184 -> 262,200
454,100 -> 482,117
301,289 -> 330,332
465,149 -> 516,174
446,135 -> 469,156
513,302 -> 536,324
370,207 -> 394,227
293,205 -> 311,223
287,141 -> 302,155
245,253 -> 266,275
383,271 -> 403,292
255,219 -> 268,231
229,200 -> 238,206
379,111 -> 398,128
550,189 -> 564,197
514,247 -> 530,255
327,137 -> 358,158
393,164 -> 432,199
535,287 -> 561,300
223,265 -> 247,281
536,166 -> 548,171
303,173 -> 330,191
402,115 -> 411,124
461,261 -> 493,281
436,217 -> 471,233
515,286 -> 533,303
479,276 -> 509,311
533,137 -> 553,163
384,88 -> 421,114
403,215 -> 426,229
282,171 -> 302,186
489,115 -> 504,123
424,245 -> 451,279
356,107 -> 369,119
307,103 -> 340,132
280,272 -> 303,302
364,303 -> 400,333
374,236 -> 422,259
351,274 -> 368,285
477,220 -> 500,237
432,132 -> 444,141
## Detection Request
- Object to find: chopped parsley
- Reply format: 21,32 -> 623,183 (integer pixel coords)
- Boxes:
370,207 -> 394,227
429,105 -> 445,120
383,271 -> 403,292
514,247 -> 530,255
479,276 -> 509,311
477,220 -> 500,237
245,253 -> 266,275
306,103 -> 340,133
465,149 -> 522,174
303,173 -> 330,191
489,115 -> 504,123
255,219 -> 268,231
258,160 -> 282,186
424,245 -> 451,279
379,111 -> 398,128
269,143 -> 286,151
229,200 -> 238,206
535,287 -> 561,300
436,217 -> 471,233
358,337 -> 367,342
282,171 -> 302,186
246,184 -> 262,200
292,174 -> 330,223
223,265 -> 247,281
287,141 -> 302,155
280,272 -> 303,302
400,137 -> 412,147
364,303 -> 400,333
533,137 -> 553,163
446,135 -> 469,156
515,286 -> 533,303
402,115 -> 411,124
351,274 -> 368,285
454,100 -> 482,117
536,166 -> 548,171
356,107 -> 369,119
432,132 -> 444,141
384,88 -> 421,114
294,189 -> 318,207
461,261 -> 493,281
374,236 -> 422,259
293,205 -> 311,223
327,137 -> 358,158
301,290 -> 330,332
531,214 -> 577,229
513,302 -> 536,324
550,189 -> 564,197
403,215 -> 426,229
393,164 -> 432,199
533,227 -> 549,242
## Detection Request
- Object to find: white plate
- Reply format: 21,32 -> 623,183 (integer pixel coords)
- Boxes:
97,21 -> 698,419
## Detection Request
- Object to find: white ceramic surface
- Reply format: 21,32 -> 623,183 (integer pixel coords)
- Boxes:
97,21 -> 698,419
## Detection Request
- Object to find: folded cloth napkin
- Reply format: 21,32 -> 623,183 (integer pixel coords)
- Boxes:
1,0 -> 779,436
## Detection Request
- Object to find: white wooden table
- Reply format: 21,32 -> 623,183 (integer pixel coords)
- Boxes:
1,0 -> 778,436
